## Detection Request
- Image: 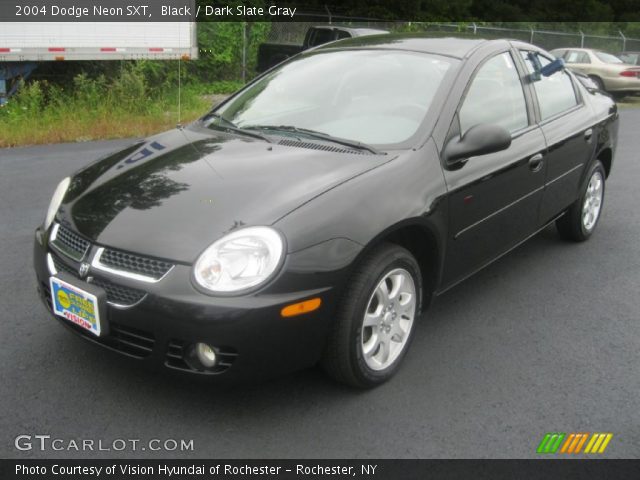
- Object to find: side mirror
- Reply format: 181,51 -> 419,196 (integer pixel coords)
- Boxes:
444,124 -> 512,167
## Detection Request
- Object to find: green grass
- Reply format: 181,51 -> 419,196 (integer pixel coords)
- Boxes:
0,73 -> 241,148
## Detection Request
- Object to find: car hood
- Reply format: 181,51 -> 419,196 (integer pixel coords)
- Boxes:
59,125 -> 392,263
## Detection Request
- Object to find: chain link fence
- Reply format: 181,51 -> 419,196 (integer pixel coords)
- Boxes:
223,20 -> 640,81
265,20 -> 640,52
406,23 -> 640,53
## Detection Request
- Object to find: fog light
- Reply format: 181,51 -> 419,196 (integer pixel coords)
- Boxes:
195,343 -> 217,368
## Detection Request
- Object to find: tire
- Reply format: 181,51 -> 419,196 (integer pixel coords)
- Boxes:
321,243 -> 423,388
556,160 -> 606,242
588,75 -> 605,91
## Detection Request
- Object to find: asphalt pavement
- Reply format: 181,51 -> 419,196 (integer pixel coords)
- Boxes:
1,111 -> 639,459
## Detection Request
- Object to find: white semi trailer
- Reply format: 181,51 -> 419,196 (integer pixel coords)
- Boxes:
0,22 -> 198,104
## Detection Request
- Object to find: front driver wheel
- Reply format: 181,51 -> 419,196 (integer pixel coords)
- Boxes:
556,160 -> 606,241
321,243 -> 422,388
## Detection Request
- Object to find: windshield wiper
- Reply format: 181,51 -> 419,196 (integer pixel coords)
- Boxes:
243,125 -> 383,154
202,113 -> 272,143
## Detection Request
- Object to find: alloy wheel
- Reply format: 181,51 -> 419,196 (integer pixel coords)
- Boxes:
582,170 -> 604,231
361,268 -> 417,371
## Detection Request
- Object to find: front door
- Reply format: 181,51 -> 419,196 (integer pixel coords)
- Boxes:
441,51 -> 546,287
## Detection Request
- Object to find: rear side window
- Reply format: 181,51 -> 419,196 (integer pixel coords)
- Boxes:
594,51 -> 623,64
565,51 -> 590,64
459,52 -> 528,134
520,51 -> 579,121
620,53 -> 639,65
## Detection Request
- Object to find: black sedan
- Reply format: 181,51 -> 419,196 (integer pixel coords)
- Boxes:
34,35 -> 618,388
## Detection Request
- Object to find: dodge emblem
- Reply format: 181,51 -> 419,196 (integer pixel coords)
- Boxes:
78,262 -> 90,278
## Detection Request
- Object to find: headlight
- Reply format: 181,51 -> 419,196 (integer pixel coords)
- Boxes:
193,227 -> 285,294
44,177 -> 71,230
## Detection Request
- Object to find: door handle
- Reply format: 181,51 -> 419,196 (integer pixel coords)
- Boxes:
528,153 -> 544,172
584,128 -> 593,142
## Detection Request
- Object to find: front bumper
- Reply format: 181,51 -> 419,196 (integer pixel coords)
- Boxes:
34,227 -> 340,381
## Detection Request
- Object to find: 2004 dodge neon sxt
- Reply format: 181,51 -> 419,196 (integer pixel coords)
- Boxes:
34,35 -> 618,388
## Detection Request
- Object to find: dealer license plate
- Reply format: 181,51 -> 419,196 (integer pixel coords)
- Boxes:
50,276 -> 102,336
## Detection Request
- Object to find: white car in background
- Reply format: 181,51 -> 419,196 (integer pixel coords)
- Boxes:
550,48 -> 640,97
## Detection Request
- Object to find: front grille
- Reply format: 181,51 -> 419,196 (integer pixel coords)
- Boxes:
278,139 -> 370,155
51,253 -> 146,308
165,339 -> 238,374
99,248 -> 173,280
91,277 -> 146,307
107,323 -> 155,358
51,254 -> 76,276
70,321 -> 155,359
40,281 -> 155,358
51,224 -> 90,261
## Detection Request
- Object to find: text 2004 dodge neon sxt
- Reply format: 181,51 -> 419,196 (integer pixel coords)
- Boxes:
34,35 -> 618,387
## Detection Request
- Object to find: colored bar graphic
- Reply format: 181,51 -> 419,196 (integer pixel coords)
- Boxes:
584,434 -> 598,453
598,433 -> 613,453
537,433 -> 565,454
574,433 -> 589,453
560,432 -> 590,454
537,433 -> 553,454
540,433 -> 613,454
560,433 -> 575,453
585,433 -> 613,453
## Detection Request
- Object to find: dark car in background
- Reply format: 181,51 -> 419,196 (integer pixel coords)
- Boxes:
550,48 -> 640,96
35,35 -> 618,388
256,25 -> 388,72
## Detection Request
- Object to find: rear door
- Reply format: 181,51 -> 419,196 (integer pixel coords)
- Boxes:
561,50 -> 593,76
441,51 -> 546,286
518,50 -> 596,223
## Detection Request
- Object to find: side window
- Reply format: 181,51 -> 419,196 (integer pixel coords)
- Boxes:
566,51 -> 590,64
459,52 -> 528,135
308,29 -> 335,47
520,51 -> 579,121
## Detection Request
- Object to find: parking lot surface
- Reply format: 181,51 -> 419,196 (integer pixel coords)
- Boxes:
1,110 -> 639,459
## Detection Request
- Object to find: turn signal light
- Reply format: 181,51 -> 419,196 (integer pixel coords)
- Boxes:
281,298 -> 322,317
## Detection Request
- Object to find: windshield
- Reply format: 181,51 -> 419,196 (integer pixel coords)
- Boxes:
214,50 -> 457,146
594,51 -> 624,64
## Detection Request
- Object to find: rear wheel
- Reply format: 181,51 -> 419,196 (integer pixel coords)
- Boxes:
588,75 -> 605,91
556,160 -> 606,242
321,243 -> 423,388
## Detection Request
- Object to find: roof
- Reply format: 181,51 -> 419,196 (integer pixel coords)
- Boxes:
315,33 -> 494,59
551,47 -> 602,53
314,26 -> 389,36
